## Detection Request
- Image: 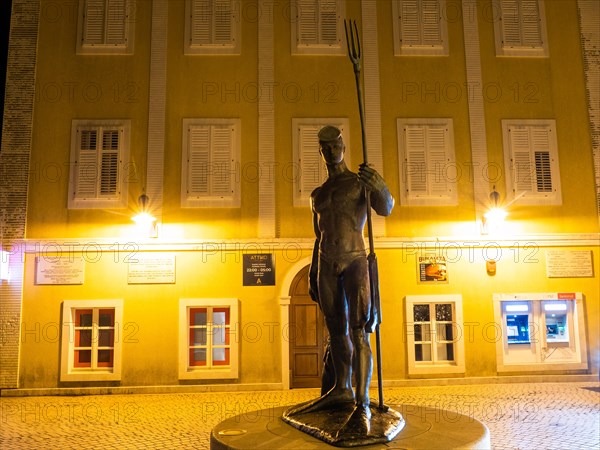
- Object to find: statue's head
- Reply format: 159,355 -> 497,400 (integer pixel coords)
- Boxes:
318,126 -> 345,164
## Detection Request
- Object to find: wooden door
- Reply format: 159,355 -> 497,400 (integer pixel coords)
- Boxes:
289,265 -> 327,388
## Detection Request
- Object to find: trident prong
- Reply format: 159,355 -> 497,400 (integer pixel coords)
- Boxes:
344,19 -> 361,73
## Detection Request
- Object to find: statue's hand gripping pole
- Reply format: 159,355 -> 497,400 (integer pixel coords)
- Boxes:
344,19 -> 387,412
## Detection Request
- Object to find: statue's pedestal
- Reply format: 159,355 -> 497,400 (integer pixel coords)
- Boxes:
210,405 -> 491,449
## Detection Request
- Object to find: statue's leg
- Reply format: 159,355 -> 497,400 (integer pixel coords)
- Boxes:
345,256 -> 372,408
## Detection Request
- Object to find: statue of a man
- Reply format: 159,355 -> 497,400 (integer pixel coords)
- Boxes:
289,125 -> 394,422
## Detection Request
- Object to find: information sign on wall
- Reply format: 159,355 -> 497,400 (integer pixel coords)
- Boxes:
545,250 -> 593,278
128,254 -> 176,284
243,254 -> 275,286
417,256 -> 448,284
35,257 -> 85,285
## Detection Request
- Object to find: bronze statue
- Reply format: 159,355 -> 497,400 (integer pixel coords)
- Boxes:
282,126 -> 403,445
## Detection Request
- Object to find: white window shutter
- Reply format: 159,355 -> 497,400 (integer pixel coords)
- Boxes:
427,125 -> 449,195
210,125 -> 234,196
298,0 -> 318,45
501,0 -> 542,48
531,126 -> 553,193
399,0 -> 420,46
509,126 -> 534,193
188,126 -> 211,196
299,125 -> 325,198
191,0 -> 212,45
75,129 -> 100,199
213,0 -> 233,44
83,0 -> 106,45
319,0 -> 338,45
520,0 -> 543,47
500,0 -> 521,47
100,129 -> 120,196
105,0 -> 127,45
405,126 -> 428,195
421,0 -> 443,46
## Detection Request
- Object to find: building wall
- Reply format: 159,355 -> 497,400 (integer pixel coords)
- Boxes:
2,0 -> 599,391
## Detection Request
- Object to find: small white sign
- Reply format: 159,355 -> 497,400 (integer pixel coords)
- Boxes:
545,250 -> 593,278
128,254 -> 176,284
36,257 -> 85,285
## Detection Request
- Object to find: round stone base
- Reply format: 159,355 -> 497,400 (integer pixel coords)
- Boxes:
211,405 -> 490,449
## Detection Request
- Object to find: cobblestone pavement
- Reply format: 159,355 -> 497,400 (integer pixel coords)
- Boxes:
1,382 -> 598,449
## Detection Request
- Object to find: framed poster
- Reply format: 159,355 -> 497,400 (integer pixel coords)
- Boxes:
243,254 -> 275,286
417,256 -> 448,284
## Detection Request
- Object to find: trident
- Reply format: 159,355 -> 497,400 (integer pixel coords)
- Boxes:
344,19 -> 387,412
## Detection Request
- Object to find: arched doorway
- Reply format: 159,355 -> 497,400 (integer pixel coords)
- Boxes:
288,265 -> 328,388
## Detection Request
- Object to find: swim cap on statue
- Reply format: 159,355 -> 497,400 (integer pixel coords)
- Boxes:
318,125 -> 342,142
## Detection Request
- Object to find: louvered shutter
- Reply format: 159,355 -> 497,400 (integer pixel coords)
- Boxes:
75,128 -> 100,199
191,0 -> 212,45
509,126 -> 534,193
421,0 -> 442,46
100,129 -> 120,196
319,0 -> 338,45
298,0 -> 318,45
105,0 -> 127,45
299,125 -> 326,198
399,0 -> 419,46
520,0 -> 543,47
500,0 -> 521,47
82,0 -> 106,45
188,126 -> 211,196
405,126 -> 428,195
213,0 -> 233,44
210,125 -> 234,196
531,126 -> 552,193
501,0 -> 542,48
427,126 -> 448,195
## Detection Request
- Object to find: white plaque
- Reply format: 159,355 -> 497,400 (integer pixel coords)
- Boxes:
36,257 -> 85,285
545,250 -> 593,278
128,254 -> 176,284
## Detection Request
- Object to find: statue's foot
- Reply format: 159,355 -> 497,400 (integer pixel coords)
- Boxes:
284,388 -> 354,416
336,404 -> 372,439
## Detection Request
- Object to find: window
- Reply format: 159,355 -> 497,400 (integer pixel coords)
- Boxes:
291,0 -> 345,55
392,0 -> 449,56
60,300 -> 123,382
181,118 -> 241,207
76,0 -> 134,54
494,293 -> 588,372
184,0 -> 240,54
493,0 -> 548,57
397,118 -> 457,206
68,120 -> 131,209
502,120 -> 561,205
292,118 -> 350,207
405,295 -> 465,375
179,298 -> 239,379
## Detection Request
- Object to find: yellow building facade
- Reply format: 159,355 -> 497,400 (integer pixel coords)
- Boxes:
1,0 -> 599,393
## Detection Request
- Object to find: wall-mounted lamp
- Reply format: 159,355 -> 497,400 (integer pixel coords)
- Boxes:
481,186 -> 508,235
132,194 -> 158,238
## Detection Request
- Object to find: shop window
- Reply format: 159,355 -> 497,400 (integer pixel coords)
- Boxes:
184,0 -> 240,54
68,120 -> 131,209
60,300 -> 123,382
76,0 -> 135,54
502,120 -> 561,205
179,298 -> 239,379
291,0 -> 345,55
397,118 -> 457,206
405,295 -> 465,375
181,119 -> 241,207
392,0 -> 449,56
493,0 -> 548,57
493,293 -> 588,372
292,118 -> 350,206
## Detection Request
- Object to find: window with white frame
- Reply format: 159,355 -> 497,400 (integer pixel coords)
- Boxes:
291,0 -> 345,55
68,120 -> 130,209
493,0 -> 548,57
292,118 -> 350,207
181,118 -> 241,207
405,295 -> 465,375
76,0 -> 134,54
179,298 -> 239,379
493,293 -> 588,372
397,118 -> 457,206
60,300 -> 123,382
502,119 -> 561,205
184,0 -> 240,55
392,0 -> 449,56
